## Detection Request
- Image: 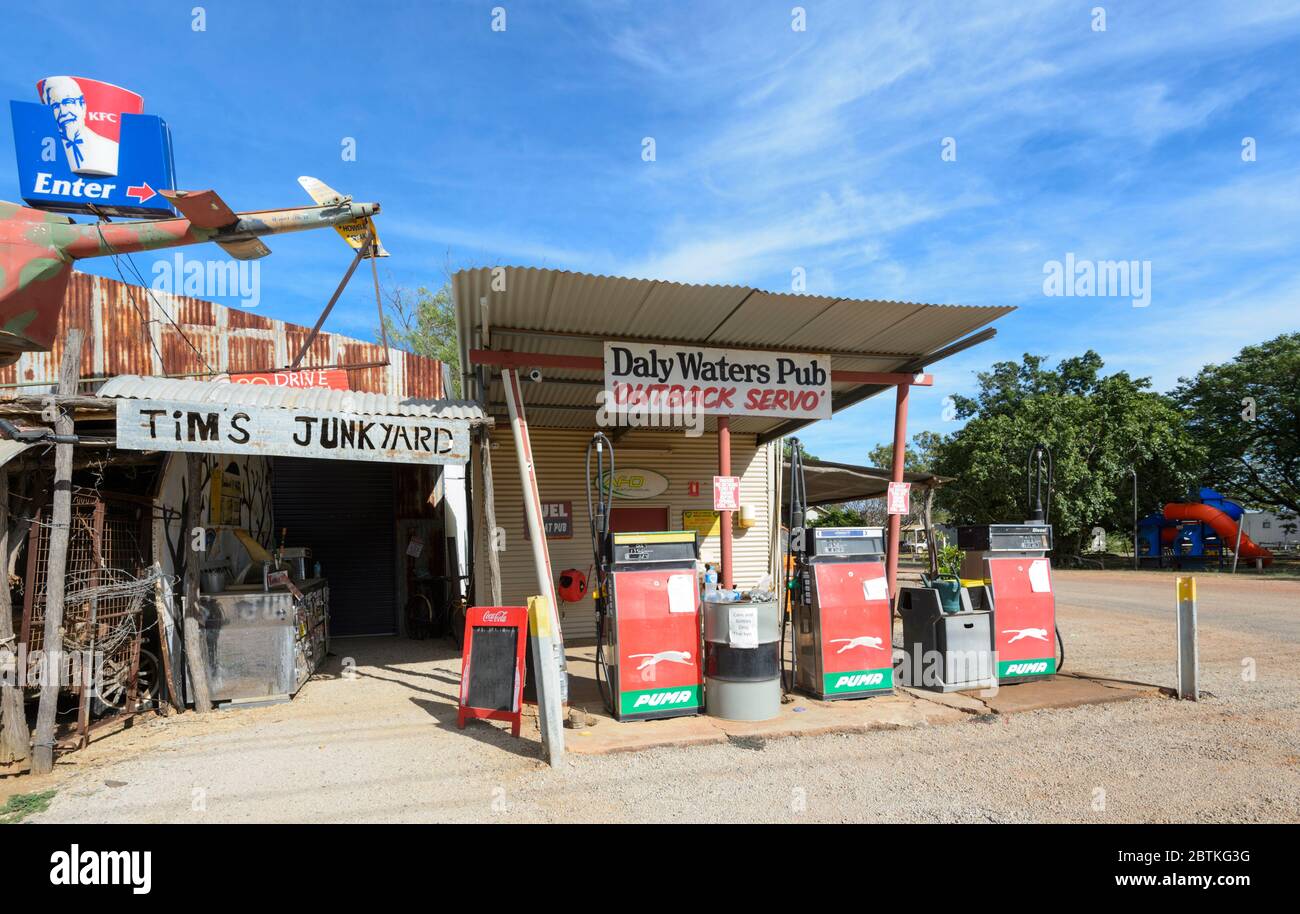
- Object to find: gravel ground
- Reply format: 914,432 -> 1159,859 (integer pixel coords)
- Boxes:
12,569 -> 1299,823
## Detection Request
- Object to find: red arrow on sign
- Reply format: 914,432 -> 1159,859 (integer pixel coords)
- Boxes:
125,183 -> 156,203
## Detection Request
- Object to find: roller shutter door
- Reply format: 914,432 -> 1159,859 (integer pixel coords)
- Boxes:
273,457 -> 397,636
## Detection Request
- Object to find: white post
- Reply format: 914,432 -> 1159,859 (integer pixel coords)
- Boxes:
1176,576 -> 1198,701
1232,517 -> 1243,574
501,367 -> 566,765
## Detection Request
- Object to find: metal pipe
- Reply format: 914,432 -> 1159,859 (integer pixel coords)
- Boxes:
885,383 -> 910,603
289,232 -> 372,369
1131,468 -> 1139,570
60,202 -> 380,260
719,415 -> 733,588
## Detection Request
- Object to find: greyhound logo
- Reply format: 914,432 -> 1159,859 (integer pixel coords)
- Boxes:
629,650 -> 693,671
1003,628 -> 1050,643
829,635 -> 885,654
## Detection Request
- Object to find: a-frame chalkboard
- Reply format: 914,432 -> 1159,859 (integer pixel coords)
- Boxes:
457,606 -> 527,737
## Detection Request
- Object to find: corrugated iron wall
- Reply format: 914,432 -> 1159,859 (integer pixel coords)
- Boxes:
473,426 -> 775,641
0,270 -> 444,400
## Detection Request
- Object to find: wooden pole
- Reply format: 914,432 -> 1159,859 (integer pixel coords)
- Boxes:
0,466 -> 30,764
152,562 -> 182,713
885,384 -> 910,604
479,430 -> 503,606
500,368 -> 565,766
31,329 -> 83,775
925,484 -> 939,578
182,454 -> 212,712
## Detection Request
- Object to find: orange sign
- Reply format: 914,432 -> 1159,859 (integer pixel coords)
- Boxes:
226,368 -> 349,390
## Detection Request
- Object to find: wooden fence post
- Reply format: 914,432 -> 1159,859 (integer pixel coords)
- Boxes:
0,467 -> 30,763
183,454 -> 212,713
479,431 -> 503,606
31,329 -> 82,774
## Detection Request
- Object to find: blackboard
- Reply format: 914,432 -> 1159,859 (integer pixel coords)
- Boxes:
465,625 -> 520,712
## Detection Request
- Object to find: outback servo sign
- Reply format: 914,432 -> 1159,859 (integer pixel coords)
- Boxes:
115,399 -> 470,466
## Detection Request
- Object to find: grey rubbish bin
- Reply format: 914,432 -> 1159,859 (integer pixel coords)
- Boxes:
703,597 -> 781,721
897,586 -> 996,692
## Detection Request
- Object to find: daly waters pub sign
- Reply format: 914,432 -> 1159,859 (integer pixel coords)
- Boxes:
604,341 -> 831,420
116,399 -> 470,466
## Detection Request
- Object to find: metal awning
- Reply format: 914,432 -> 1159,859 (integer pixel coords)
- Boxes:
453,266 -> 1012,440
782,457 -> 952,508
97,375 -> 487,422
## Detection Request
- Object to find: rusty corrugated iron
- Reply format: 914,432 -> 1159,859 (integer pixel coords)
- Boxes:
0,271 -> 443,399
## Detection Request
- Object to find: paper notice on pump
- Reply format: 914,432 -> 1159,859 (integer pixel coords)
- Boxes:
667,574 -> 697,613
729,604 -> 758,648
1028,559 -> 1052,593
862,576 -> 889,602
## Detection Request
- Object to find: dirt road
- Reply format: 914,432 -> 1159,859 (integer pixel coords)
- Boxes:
9,570 -> 1298,823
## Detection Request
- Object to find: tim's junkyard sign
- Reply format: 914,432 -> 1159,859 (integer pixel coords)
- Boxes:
604,341 -> 832,420
115,399 -> 470,465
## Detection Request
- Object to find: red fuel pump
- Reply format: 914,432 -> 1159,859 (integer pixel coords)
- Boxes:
783,439 -> 894,700
957,442 -> 1065,683
588,433 -> 704,721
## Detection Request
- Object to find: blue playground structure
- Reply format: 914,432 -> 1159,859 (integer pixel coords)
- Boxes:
1138,487 -> 1271,569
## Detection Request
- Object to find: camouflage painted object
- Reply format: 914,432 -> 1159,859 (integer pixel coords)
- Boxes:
0,183 -> 380,367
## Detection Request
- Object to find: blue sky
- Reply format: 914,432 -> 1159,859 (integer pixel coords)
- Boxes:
3,0 -> 1298,462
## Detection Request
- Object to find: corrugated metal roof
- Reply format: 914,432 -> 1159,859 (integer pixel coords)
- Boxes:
454,266 -> 1013,434
0,271 -> 446,400
97,374 -> 486,422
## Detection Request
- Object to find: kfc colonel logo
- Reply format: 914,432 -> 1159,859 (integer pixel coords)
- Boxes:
36,76 -> 144,177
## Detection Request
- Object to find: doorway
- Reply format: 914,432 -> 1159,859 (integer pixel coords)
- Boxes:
272,457 -> 397,636
610,505 -> 670,533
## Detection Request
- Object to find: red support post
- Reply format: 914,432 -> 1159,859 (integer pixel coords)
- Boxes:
718,415 -> 733,588
885,383 -> 910,604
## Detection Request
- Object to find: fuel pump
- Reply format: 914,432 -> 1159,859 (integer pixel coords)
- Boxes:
588,433 -> 705,721
784,439 -> 893,700
957,442 -> 1065,683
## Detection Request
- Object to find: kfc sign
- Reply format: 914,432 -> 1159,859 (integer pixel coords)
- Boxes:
10,75 -> 176,216
36,77 -> 143,177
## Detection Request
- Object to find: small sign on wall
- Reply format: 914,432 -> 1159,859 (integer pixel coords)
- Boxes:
682,510 -> 721,536
687,480 -> 700,498
524,501 -> 573,540
714,476 -> 741,511
887,482 -> 911,515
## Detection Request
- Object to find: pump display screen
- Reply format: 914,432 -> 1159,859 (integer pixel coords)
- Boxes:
811,528 -> 885,558
990,531 -> 1051,551
959,524 -> 1053,552
612,532 -> 698,566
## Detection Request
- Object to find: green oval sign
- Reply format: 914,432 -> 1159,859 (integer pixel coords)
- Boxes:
602,468 -> 669,500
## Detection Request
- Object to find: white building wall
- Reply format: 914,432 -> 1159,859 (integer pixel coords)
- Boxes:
1242,510 -> 1300,547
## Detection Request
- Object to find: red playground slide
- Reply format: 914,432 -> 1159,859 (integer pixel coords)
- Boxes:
1163,503 -> 1274,567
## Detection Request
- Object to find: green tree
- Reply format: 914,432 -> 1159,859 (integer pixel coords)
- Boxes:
933,351 -> 1203,553
807,504 -> 865,527
1171,333 -> 1300,515
380,283 -> 461,396
783,439 -> 819,461
868,430 -> 942,472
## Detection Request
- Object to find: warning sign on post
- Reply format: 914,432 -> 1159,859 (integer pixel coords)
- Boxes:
714,476 -> 741,511
887,482 -> 911,515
